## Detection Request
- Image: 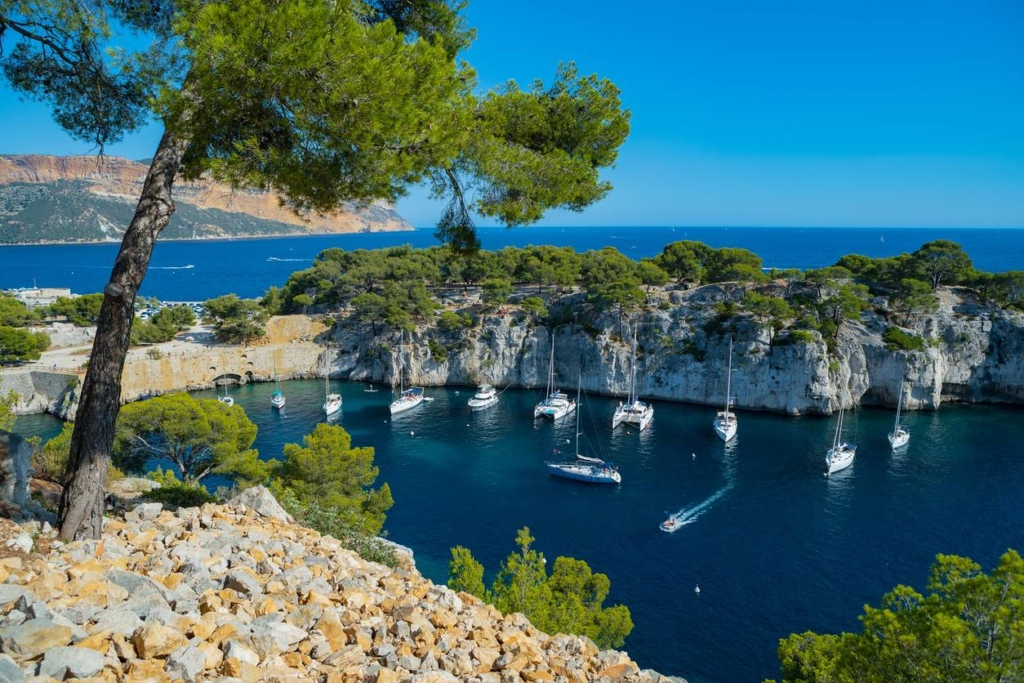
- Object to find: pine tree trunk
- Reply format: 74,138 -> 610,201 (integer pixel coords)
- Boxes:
57,129 -> 189,541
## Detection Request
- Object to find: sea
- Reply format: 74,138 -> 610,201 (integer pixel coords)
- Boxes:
0,226 -> 1022,301
6,225 -> 1024,682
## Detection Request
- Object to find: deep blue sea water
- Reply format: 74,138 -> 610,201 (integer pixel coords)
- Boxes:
14,380 -> 1024,682
0,226 -> 1021,301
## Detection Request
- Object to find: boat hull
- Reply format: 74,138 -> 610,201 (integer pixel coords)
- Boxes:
613,401 -> 653,431
390,387 -> 425,415
271,392 -> 286,409
888,428 -> 910,449
468,396 -> 498,411
826,444 -> 856,475
546,462 -> 621,484
322,394 -> 342,416
713,412 -> 737,441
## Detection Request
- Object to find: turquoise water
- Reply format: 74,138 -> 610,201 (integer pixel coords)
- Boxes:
15,380 -> 1024,681
1,227 -> 1021,301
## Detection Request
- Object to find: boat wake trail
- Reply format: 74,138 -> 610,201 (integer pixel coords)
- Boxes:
266,257 -> 309,262
664,482 -> 735,530
150,264 -> 195,270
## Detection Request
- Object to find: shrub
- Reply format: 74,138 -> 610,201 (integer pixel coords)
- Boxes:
788,330 -> 815,345
882,327 -> 926,352
437,311 -> 469,333
427,338 -> 449,363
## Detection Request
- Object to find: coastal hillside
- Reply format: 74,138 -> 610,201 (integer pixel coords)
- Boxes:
0,155 -> 412,244
0,486 -> 673,682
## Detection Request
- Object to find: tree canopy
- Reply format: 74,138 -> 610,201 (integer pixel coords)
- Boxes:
774,550 -> 1024,683
1,0 -> 629,539
269,423 -> 393,536
113,393 -> 266,485
448,527 -> 634,649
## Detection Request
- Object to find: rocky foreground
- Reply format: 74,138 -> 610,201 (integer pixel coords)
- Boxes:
0,488 -> 678,682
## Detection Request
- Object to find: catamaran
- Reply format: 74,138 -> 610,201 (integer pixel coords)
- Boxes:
888,382 -> 910,449
712,336 -> 737,442
546,379 -> 620,484
534,335 -> 576,420
825,404 -> 856,476
390,330 -> 425,415
612,324 -> 653,431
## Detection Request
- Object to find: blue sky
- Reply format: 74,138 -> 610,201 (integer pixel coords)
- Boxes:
1,0 -> 1022,228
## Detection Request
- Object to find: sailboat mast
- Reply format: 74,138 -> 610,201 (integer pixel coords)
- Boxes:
894,384 -> 903,428
629,324 -> 638,404
723,336 -> 733,418
547,334 -> 555,396
575,374 -> 582,457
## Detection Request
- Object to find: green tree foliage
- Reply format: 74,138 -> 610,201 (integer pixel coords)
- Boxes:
2,0 -> 627,540
743,291 -> 794,344
0,325 -> 50,363
448,527 -> 634,649
270,423 -> 393,536
482,277 -> 514,305
889,278 -> 937,325
0,293 -> 37,327
203,294 -> 269,343
911,239 -> 973,291
0,390 -> 18,432
774,550 -> 1024,683
48,294 -> 104,326
130,305 -> 196,345
580,248 -> 645,316
654,241 -> 711,283
113,393 -> 266,485
31,421 -> 73,483
704,247 -> 766,284
637,259 -> 670,294
436,310 -> 471,333
882,327 -> 926,352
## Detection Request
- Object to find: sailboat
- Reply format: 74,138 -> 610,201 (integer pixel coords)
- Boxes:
217,377 -> 233,407
270,359 -> 286,409
825,404 -> 856,476
888,382 -> 910,449
612,324 -> 653,431
390,330 -> 425,415
546,378 -> 621,484
534,334 -> 576,420
322,353 -> 342,417
712,336 -> 738,442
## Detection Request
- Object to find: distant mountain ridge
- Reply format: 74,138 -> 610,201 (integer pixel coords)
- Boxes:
0,154 -> 412,244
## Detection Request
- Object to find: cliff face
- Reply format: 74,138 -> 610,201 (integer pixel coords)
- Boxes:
329,285 -> 1024,415
0,155 -> 412,243
5,286 -> 1023,418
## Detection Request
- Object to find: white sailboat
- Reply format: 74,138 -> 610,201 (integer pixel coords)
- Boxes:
825,404 -> 856,476
217,377 -> 233,406
888,382 -> 910,449
712,336 -> 737,442
390,330 -> 425,415
270,359 -> 286,409
612,324 -> 653,431
534,334 -> 576,420
322,354 -> 341,417
546,378 -> 621,484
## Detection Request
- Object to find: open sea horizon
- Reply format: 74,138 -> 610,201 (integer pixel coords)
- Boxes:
7,225 -> 1024,681
0,226 -> 1021,301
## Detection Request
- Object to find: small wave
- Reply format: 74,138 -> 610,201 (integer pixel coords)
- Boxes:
151,264 -> 194,270
266,257 -> 310,262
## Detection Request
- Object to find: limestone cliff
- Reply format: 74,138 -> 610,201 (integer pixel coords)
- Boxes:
5,285 -> 1023,418
0,155 -> 412,244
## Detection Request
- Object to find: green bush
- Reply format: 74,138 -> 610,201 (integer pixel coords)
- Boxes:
788,329 -> 816,345
278,492 -> 399,567
882,327 -> 926,352
141,475 -> 217,508
427,338 -> 449,363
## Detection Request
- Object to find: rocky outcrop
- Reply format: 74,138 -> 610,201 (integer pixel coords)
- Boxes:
0,489 -> 681,682
7,286 -> 1023,418
0,155 -> 411,244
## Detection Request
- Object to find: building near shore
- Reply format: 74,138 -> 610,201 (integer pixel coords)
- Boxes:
6,287 -> 73,308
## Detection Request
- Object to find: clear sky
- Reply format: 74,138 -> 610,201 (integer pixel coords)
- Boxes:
1,0 -> 1022,228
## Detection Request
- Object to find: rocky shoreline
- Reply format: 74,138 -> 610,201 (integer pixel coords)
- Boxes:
4,282 -> 1023,421
0,487 -> 682,682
